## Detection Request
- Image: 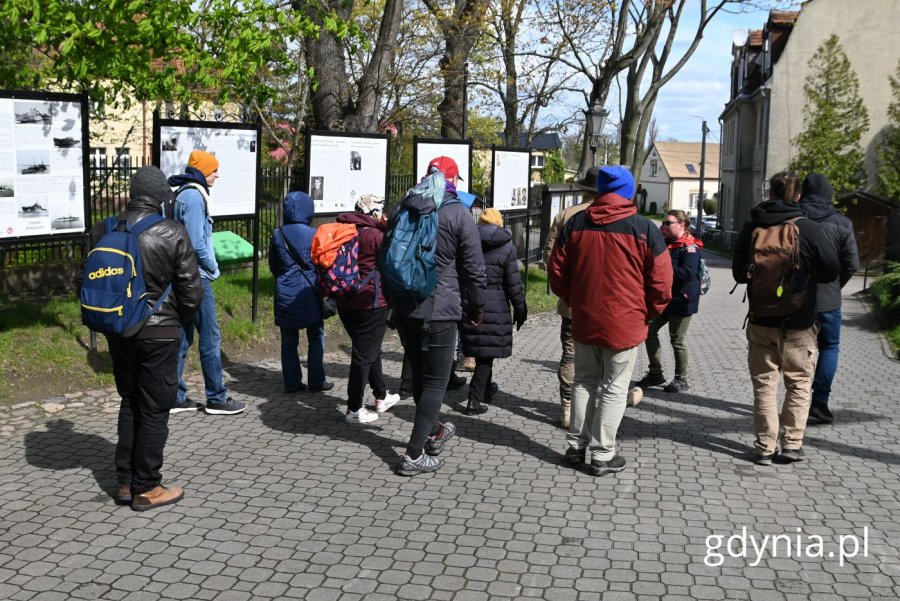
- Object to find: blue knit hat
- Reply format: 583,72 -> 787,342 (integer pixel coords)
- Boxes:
596,165 -> 635,200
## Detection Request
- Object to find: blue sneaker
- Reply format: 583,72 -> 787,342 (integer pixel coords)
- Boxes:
204,398 -> 247,415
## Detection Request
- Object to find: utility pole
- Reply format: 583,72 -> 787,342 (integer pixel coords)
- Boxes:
697,120 -> 709,241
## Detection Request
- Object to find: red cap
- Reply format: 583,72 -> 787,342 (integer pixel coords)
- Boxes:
427,156 -> 463,180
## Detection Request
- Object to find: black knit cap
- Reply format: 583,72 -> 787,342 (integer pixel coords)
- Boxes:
130,166 -> 173,207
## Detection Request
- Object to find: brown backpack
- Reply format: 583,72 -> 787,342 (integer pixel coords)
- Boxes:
746,217 -> 807,318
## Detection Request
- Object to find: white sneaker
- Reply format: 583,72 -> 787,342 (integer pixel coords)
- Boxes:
375,392 -> 401,413
346,407 -> 378,424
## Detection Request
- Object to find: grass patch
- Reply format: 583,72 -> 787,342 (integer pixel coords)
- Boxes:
522,266 -> 558,314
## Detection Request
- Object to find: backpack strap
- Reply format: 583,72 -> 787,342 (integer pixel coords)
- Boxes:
279,227 -> 318,290
121,213 -> 172,337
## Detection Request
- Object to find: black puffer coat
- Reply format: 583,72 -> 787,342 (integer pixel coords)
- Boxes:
460,225 -> 526,358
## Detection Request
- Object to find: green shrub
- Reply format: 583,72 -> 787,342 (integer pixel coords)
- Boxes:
873,261 -> 900,317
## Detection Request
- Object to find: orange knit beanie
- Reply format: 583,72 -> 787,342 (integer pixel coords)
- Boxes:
188,150 -> 219,177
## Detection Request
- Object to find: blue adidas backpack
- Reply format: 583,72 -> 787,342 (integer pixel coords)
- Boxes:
378,197 -> 458,302
80,215 -> 172,337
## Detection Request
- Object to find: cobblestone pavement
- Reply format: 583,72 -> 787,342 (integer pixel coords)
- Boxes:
1,254 -> 899,600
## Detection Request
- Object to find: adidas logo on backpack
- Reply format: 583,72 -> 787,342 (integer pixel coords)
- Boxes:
80,216 -> 172,337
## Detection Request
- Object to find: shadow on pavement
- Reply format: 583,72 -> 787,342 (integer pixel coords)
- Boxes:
24,418 -> 118,497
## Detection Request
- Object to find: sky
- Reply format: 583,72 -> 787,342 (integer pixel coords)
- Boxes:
643,2 -> 778,144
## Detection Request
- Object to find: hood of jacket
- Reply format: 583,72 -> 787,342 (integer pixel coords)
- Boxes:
478,223 -> 512,250
749,197 -> 804,226
337,211 -> 384,230
800,174 -> 837,221
668,232 -> 703,250
400,189 -> 454,216
167,166 -> 210,191
585,193 -> 637,226
283,191 -> 314,225
125,194 -> 164,215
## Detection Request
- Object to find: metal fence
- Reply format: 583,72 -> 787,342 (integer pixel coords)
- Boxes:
1,164 -> 417,271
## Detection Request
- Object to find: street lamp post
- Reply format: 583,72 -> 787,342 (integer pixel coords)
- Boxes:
584,99 -> 610,167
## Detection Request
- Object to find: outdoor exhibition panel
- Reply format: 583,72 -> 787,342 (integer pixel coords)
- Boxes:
490,146 -> 531,211
412,138 -> 472,194
152,114 -> 263,321
0,90 -> 90,241
304,130 -> 390,214
153,116 -> 260,219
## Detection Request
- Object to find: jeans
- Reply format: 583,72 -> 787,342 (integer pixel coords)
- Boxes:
109,337 -> 179,495
397,318 -> 456,455
746,323 -> 818,454
339,307 -> 388,411
177,278 -> 228,404
646,313 -> 693,379
558,317 -> 574,409
280,323 -> 326,391
567,342 -> 638,462
812,308 -> 841,408
468,357 -> 495,404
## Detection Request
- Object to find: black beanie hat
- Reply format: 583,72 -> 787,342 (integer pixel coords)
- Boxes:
130,166 -> 173,207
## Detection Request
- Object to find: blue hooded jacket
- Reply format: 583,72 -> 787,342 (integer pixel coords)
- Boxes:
168,167 -> 218,280
268,191 -> 322,328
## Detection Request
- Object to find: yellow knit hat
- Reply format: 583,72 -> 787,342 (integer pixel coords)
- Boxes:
478,208 -> 504,227
188,150 -> 219,177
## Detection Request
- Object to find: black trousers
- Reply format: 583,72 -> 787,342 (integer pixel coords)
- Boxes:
338,306 -> 388,411
468,357 -> 495,403
397,318 -> 456,454
108,337 -> 179,495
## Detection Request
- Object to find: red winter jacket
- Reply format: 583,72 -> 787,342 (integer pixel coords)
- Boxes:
548,193 -> 673,350
335,212 -> 386,311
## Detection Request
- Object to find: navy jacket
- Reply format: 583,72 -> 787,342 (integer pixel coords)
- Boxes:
460,225 -> 526,358
269,192 -> 322,328
665,235 -> 702,317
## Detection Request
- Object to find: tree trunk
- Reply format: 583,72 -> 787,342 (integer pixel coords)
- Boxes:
437,37 -> 468,139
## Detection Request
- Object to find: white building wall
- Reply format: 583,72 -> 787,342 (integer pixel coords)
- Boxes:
639,147 -> 670,212
668,179 -> 719,216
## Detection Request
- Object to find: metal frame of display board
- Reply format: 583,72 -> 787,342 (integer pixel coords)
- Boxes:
412,137 -> 473,191
0,89 -> 91,244
152,113 -> 263,321
303,130 -> 391,214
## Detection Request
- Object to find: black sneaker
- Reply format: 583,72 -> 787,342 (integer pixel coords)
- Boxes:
807,404 -> 833,425
204,398 -> 247,415
285,383 -> 308,393
635,372 -> 665,388
589,455 -> 626,476
779,448 -> 805,463
170,399 -> 202,413
308,382 -> 335,393
425,422 -> 456,456
564,447 -> 586,466
398,386 -> 412,400
663,378 -> 689,393
397,452 -> 443,476
753,452 -> 775,466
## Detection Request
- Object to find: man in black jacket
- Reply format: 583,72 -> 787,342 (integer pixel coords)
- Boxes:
799,174 -> 859,425
732,171 -> 840,466
90,166 -> 203,511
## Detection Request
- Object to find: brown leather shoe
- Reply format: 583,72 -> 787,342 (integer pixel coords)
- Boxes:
115,484 -> 132,506
131,485 -> 184,512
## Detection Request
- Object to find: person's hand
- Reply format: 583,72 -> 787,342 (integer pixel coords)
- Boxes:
468,308 -> 484,327
514,306 -> 528,331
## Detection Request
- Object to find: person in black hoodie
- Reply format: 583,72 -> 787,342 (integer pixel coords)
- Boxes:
459,209 -> 527,415
799,174 -> 859,425
89,166 -> 203,511
732,171 -> 841,465
385,156 -> 487,476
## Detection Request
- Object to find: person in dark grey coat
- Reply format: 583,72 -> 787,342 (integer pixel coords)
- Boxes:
385,156 -> 487,476
799,173 -> 859,425
460,209 -> 527,414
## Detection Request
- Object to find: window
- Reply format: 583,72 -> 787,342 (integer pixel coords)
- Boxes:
89,147 -> 107,168
650,160 -> 658,176
685,163 -> 697,175
689,193 -> 698,209
531,154 -> 545,169
113,148 -> 131,168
